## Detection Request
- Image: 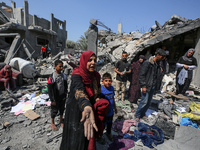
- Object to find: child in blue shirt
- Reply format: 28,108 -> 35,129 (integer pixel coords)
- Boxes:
101,72 -> 117,141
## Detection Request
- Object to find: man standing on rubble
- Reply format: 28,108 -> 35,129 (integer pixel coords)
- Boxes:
156,47 -> 168,93
135,49 -> 166,122
114,51 -> 131,101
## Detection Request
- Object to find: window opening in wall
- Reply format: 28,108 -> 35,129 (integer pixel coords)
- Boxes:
37,37 -> 49,46
58,22 -> 63,29
5,37 -> 14,45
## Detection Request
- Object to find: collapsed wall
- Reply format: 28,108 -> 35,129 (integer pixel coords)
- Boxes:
0,1 -> 67,64
97,15 -> 200,88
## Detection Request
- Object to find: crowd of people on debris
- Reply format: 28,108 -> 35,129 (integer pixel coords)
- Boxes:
1,46 -> 199,150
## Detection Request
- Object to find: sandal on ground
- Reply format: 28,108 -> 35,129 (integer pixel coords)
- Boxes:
96,137 -> 106,145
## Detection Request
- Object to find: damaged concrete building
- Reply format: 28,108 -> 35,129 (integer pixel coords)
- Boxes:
0,1 -> 67,64
98,15 -> 200,88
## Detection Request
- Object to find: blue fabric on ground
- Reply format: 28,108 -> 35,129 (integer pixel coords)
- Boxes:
180,117 -> 199,129
124,131 -> 154,148
145,109 -> 156,116
123,122 -> 164,148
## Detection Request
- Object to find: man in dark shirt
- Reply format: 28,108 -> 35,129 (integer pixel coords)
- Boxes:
114,51 -> 131,101
135,49 -> 166,122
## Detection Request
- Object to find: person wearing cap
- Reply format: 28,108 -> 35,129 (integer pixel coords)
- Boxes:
176,48 -> 197,96
134,49 -> 166,122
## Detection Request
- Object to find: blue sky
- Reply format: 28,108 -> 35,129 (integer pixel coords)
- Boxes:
3,0 -> 200,42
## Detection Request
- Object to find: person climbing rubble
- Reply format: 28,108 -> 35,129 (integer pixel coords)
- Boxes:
46,44 -> 52,58
47,60 -> 68,131
41,45 -> 47,59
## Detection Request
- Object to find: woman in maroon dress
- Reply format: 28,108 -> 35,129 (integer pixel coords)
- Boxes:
0,65 -> 16,90
128,55 -> 145,104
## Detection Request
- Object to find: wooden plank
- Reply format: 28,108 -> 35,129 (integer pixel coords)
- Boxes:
165,91 -> 189,100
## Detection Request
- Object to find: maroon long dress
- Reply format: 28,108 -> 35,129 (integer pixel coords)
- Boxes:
128,60 -> 142,103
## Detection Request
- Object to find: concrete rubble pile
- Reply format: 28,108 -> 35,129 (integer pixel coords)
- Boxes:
0,14 -> 200,150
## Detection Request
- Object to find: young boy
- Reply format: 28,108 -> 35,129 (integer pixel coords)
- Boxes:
101,72 -> 117,141
48,60 -> 68,131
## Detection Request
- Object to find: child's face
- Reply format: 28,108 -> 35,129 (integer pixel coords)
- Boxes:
102,78 -> 112,89
55,63 -> 63,74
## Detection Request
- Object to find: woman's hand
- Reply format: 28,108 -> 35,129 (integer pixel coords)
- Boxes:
80,106 -> 98,140
183,64 -> 189,69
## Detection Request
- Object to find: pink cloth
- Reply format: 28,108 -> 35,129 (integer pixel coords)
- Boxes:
14,110 -> 24,115
122,120 -> 137,134
45,101 -> 51,106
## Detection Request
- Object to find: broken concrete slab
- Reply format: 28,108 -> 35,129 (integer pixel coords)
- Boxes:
9,57 -> 38,78
2,33 -> 20,64
107,39 -> 125,49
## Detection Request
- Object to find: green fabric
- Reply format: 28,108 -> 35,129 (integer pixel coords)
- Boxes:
116,100 -> 131,109
42,87 -> 48,94
42,87 -> 48,91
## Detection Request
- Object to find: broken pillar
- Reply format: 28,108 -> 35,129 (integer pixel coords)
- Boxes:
87,19 -> 98,54
52,51 -> 63,60
50,13 -> 54,30
4,34 -> 21,64
23,0 -> 29,27
118,23 -> 122,34
11,1 -> 16,9
22,42 -> 35,63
